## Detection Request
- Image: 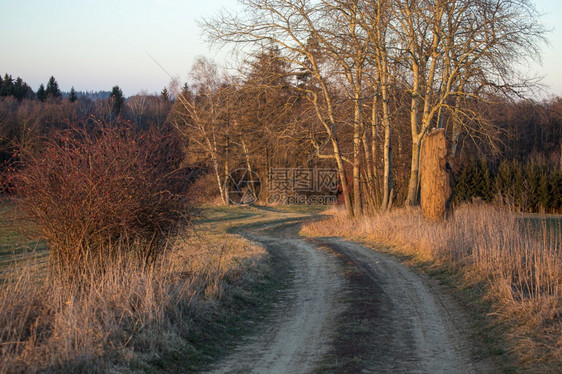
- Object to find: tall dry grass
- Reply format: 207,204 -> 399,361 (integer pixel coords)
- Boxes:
302,203 -> 562,370
0,230 -> 267,373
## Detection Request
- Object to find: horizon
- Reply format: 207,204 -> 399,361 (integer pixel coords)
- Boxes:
1,0 -> 561,98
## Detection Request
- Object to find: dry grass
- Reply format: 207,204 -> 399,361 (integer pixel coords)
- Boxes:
302,203 -> 562,371
0,222 -> 267,373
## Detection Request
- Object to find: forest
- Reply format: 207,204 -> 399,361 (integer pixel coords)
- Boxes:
1,59 -> 561,213
1,1 -> 561,217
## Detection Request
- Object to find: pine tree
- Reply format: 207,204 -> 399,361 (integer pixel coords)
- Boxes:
110,85 -> 125,116
45,76 -> 62,99
551,170 -> 562,212
161,87 -> 170,102
179,83 -> 192,102
13,77 -> 26,101
453,164 -> 471,203
474,159 -> 492,201
495,160 -> 523,207
37,84 -> 47,102
536,170 -> 550,211
69,86 -> 78,103
0,74 -> 13,97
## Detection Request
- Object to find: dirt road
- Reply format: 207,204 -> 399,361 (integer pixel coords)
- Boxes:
206,213 -> 495,373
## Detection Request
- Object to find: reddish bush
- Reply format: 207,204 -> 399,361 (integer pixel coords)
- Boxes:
5,120 -> 192,283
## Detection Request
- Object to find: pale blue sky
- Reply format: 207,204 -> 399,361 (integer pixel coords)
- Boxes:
0,0 -> 561,97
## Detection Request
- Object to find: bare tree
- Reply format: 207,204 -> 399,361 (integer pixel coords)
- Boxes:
386,0 -> 546,205
203,0 -> 357,216
202,0 -> 546,211
169,57 -> 234,204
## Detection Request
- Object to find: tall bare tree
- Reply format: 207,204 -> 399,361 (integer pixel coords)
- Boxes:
387,0 -> 546,205
202,0 -> 546,211
203,0 -> 357,216
169,57 -> 234,204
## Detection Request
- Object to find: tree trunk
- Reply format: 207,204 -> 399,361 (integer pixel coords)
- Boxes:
212,154 -> 227,205
381,118 -> 392,211
224,137 -> 230,205
420,129 -> 453,221
379,67 -> 393,211
353,92 -> 363,216
241,139 -> 257,199
406,136 -> 422,206
331,137 -> 354,217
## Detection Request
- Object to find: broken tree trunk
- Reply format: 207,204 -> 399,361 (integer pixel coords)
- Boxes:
420,128 -> 453,222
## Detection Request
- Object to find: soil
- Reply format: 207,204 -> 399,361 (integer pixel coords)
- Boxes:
204,213 -> 497,373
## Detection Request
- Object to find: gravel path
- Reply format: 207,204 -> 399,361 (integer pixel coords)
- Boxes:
205,215 -> 495,373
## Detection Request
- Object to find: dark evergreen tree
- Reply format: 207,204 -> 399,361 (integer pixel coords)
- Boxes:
45,76 -> 62,99
179,83 -> 192,102
495,160 -> 523,208
160,87 -> 170,102
536,170 -> 550,211
474,159 -> 493,201
12,77 -> 33,101
110,85 -> 125,116
37,84 -> 47,102
551,170 -> 562,211
69,86 -> 78,103
524,162 -> 541,211
0,74 -> 14,97
453,164 -> 472,203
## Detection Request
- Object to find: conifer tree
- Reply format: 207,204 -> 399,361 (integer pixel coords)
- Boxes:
46,76 -> 61,99
36,84 -> 47,102
161,87 -> 170,102
110,85 -> 125,116
45,76 -> 62,99
0,74 -> 13,97
474,159 -> 492,201
69,86 -> 78,103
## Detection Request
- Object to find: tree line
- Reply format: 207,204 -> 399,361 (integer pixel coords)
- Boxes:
0,80 -> 171,169
165,52 -> 560,213
2,0 -> 560,215
194,0 -> 549,216
454,159 -> 562,213
178,0 -> 556,216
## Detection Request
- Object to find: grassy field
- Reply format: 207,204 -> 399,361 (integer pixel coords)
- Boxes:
518,213 -> 562,237
0,201 -> 48,278
0,203 -> 304,373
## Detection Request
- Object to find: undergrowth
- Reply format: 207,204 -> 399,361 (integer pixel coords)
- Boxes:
0,223 -> 268,373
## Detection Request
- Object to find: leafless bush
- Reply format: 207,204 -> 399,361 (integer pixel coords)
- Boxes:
4,120 -> 191,283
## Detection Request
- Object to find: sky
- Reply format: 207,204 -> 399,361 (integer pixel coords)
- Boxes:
0,0 -> 561,98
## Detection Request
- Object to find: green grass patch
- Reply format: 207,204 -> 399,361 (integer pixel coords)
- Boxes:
0,201 -> 48,274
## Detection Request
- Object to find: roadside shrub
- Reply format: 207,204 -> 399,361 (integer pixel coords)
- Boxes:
4,120 -> 191,283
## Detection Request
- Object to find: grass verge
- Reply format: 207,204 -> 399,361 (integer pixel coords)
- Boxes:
0,200 -> 48,276
0,205 -> 281,373
301,203 -> 562,373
